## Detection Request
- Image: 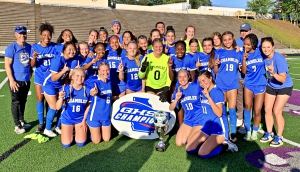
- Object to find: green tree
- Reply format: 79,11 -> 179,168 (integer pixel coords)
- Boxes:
247,0 -> 274,14
190,0 -> 212,9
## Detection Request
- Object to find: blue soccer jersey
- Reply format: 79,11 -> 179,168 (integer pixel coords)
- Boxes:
264,52 -> 293,89
87,79 -> 112,121
171,55 -> 196,79
54,43 -> 64,56
107,49 -> 126,85
172,82 -> 203,126
43,55 -> 72,89
216,49 -> 242,91
5,42 -> 31,81
122,55 -> 144,92
30,42 -> 56,72
83,55 -> 108,85
71,54 -> 86,70
166,44 -> 176,57
244,49 -> 267,86
60,84 -> 91,123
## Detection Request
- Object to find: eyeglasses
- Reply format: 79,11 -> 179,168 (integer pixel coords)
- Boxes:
15,26 -> 27,31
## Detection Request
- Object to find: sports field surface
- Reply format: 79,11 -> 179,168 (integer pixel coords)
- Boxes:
0,56 -> 299,172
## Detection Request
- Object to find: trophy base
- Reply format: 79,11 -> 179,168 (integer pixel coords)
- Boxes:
155,141 -> 166,152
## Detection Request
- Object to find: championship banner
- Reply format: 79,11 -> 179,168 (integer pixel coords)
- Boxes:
111,93 -> 176,139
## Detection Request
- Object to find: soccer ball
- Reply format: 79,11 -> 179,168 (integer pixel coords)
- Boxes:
153,110 -> 169,128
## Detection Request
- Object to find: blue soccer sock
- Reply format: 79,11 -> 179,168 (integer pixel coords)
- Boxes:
198,145 -> 223,159
186,144 -> 202,155
55,105 -> 64,128
244,109 -> 251,132
36,102 -> 44,124
62,142 -> 71,148
229,108 -> 237,134
45,108 -> 56,130
252,125 -> 259,131
76,141 -> 86,147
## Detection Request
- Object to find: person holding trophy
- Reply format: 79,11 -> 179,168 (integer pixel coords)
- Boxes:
186,70 -> 238,159
169,69 -> 203,147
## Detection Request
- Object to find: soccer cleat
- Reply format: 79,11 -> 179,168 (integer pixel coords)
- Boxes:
55,127 -> 61,135
238,126 -> 246,134
43,129 -> 57,137
230,133 -> 237,143
20,121 -> 31,129
270,135 -> 283,147
36,124 -> 45,133
251,130 -> 258,140
244,131 -> 251,141
14,126 -> 26,134
226,141 -> 238,152
260,132 -> 274,143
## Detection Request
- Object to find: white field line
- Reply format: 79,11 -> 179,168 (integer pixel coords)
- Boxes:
258,130 -> 300,147
0,77 -> 8,89
290,73 -> 300,75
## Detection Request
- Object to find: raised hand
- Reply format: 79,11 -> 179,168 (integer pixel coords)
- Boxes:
140,56 -> 149,72
59,85 -> 66,99
175,86 -> 182,100
243,52 -> 249,61
164,44 -> 169,54
75,60 -> 80,69
118,59 -> 124,72
91,57 -> 99,64
88,51 -> 94,58
196,57 -> 201,68
90,83 -> 98,96
32,49 -> 38,59
202,85 -> 210,98
267,61 -> 274,75
168,57 -> 173,67
63,63 -> 70,73
214,55 -> 220,66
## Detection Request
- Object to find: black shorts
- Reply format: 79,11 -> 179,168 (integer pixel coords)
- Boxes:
145,86 -> 168,94
266,85 -> 293,96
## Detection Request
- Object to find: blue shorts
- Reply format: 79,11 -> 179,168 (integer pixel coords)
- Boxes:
201,116 -> 229,140
87,119 -> 111,128
245,85 -> 266,95
61,116 -> 83,125
34,70 -> 45,86
217,79 -> 239,92
112,84 -> 126,95
43,84 -> 60,96
184,118 -> 203,127
126,84 -> 142,92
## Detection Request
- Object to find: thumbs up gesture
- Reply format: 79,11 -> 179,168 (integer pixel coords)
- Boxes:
175,86 -> 182,100
196,57 -> 201,68
118,59 -> 124,72
90,83 -> 98,96
140,56 -> 149,72
59,85 -> 66,99
267,61 -> 274,76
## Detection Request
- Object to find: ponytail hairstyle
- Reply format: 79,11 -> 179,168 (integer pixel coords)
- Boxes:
165,25 -> 175,35
202,37 -> 215,69
148,29 -> 161,46
69,67 -> 86,99
122,30 -> 137,43
128,41 -> 142,67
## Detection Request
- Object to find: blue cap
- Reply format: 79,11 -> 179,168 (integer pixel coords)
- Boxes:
111,21 -> 121,27
240,23 -> 251,31
14,25 -> 27,33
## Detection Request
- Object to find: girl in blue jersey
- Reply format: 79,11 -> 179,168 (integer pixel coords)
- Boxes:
164,26 -> 176,57
169,69 -> 203,147
87,62 -> 112,144
260,37 -> 293,147
183,26 -> 203,53
147,29 -> 161,54
83,42 -> 108,87
87,29 -> 99,52
118,41 -> 145,93
57,68 -> 91,148
214,31 -> 242,142
185,38 -> 200,61
211,32 -> 223,54
241,34 -> 266,141
99,27 -> 109,44
121,30 -> 136,50
186,70 -> 238,158
71,41 -> 89,70
43,42 -> 77,137
30,22 -> 56,133
196,37 -> 217,73
55,29 -> 78,56
137,35 -> 149,56
107,35 -> 127,99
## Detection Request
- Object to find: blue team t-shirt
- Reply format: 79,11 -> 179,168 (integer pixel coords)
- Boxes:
30,42 -> 56,73
107,48 -> 126,85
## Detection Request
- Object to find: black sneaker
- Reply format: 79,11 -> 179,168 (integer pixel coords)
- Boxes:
36,123 -> 45,133
20,121 -> 31,129
230,133 -> 237,143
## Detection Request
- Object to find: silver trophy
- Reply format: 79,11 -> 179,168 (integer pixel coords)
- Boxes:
153,110 -> 169,152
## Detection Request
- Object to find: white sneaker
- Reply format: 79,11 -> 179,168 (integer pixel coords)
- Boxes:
14,126 -> 26,134
20,121 -> 31,129
43,129 -> 57,137
236,119 -> 243,127
226,141 -> 238,152
55,127 -> 61,135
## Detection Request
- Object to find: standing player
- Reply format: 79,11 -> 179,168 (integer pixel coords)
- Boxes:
169,69 -> 203,146
147,29 -> 161,54
55,29 -> 78,56
71,41 -> 89,70
56,68 -> 91,148
214,31 -> 242,142
241,34 -> 266,141
121,31 -> 136,50
87,62 -> 112,144
111,21 -> 122,43
5,25 -> 32,134
164,26 -> 176,57
137,35 -> 149,56
260,37 -> 293,147
87,29 -> 99,52
183,26 -> 203,53
30,22 -> 56,133
118,41 -> 145,94
211,32 -> 223,54
42,42 -> 77,137
138,38 -> 173,102
155,21 -> 166,41
98,27 -> 109,44
186,70 -> 238,159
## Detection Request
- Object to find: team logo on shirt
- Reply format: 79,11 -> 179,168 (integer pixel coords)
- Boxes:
111,93 -> 176,139
19,52 -> 30,66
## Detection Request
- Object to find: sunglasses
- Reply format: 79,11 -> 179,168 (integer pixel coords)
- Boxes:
15,26 -> 27,31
